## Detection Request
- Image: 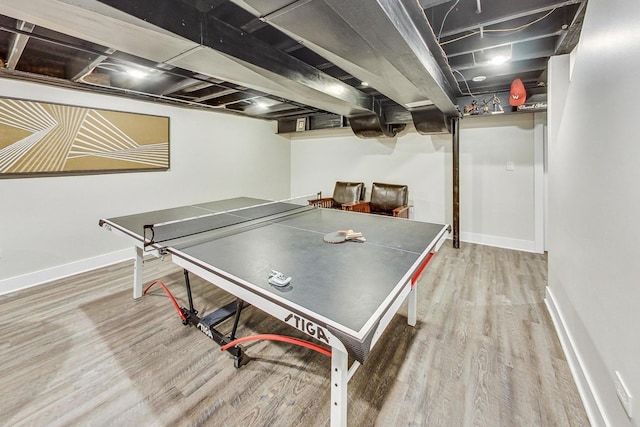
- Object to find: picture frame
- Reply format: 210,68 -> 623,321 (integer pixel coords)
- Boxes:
0,97 -> 170,178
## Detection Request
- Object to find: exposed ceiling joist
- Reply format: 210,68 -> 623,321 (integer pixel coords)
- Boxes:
450,38 -> 557,71
443,23 -> 563,58
433,0 -> 584,38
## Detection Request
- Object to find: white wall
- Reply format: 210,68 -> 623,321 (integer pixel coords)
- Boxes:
290,128 -> 452,223
0,79 -> 290,294
290,113 -> 543,252
547,0 -> 640,425
459,114 -> 540,251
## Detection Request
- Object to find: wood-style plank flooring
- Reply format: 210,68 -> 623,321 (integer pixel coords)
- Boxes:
0,242 -> 589,426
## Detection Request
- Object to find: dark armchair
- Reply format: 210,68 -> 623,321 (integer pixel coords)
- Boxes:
308,181 -> 365,209
344,182 -> 410,218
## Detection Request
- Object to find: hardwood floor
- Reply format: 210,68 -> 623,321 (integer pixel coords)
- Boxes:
0,242 -> 589,426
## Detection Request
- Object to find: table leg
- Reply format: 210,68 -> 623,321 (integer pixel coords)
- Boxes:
408,286 -> 417,327
330,349 -> 348,427
133,246 -> 143,299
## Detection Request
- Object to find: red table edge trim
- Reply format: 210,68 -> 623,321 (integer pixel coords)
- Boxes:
411,251 -> 435,288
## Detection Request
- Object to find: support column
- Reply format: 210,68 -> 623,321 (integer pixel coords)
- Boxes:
452,116 -> 460,249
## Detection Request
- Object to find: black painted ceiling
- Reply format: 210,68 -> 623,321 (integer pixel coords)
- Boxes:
0,0 -> 585,135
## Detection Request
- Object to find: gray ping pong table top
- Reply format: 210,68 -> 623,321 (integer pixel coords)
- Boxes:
105,197 -> 447,339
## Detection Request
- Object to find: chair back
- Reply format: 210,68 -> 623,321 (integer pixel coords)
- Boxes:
332,181 -> 365,206
370,182 -> 408,214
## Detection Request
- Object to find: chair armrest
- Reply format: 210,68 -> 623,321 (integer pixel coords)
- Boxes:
342,201 -> 370,213
392,205 -> 410,218
309,197 -> 335,208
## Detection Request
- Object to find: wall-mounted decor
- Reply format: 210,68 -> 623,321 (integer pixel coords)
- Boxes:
0,97 -> 169,178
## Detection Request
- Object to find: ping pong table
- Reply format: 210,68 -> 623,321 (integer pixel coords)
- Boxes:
99,196 -> 449,426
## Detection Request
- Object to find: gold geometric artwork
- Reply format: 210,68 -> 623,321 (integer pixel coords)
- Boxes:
0,97 -> 169,177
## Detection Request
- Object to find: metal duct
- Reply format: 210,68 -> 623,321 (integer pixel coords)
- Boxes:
411,106 -> 452,134
350,113 -> 406,138
231,0 -> 460,117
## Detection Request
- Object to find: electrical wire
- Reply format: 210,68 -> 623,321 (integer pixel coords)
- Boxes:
440,7 -> 558,46
438,0 -> 461,42
452,68 -> 478,97
488,7 -> 557,33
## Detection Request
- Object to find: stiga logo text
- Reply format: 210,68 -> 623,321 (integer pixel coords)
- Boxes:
197,322 -> 214,340
284,314 -> 329,344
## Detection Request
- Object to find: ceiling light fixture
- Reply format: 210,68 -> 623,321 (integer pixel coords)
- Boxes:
472,75 -> 486,82
485,44 -> 513,66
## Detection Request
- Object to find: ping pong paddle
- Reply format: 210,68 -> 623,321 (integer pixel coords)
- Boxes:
323,229 -> 366,243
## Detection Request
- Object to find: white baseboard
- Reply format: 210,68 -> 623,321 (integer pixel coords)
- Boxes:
0,249 -> 132,296
460,231 -> 538,253
545,287 -> 607,427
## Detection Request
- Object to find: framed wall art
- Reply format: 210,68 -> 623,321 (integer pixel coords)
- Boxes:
0,97 -> 169,178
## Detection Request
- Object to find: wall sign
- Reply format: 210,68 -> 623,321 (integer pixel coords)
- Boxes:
0,97 -> 169,178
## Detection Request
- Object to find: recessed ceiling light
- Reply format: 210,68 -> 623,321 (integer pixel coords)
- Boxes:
361,81 -> 369,87
472,75 -> 487,82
